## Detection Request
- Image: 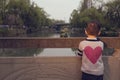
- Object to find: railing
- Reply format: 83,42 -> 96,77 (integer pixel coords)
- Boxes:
0,37 -> 120,48
0,37 -> 120,80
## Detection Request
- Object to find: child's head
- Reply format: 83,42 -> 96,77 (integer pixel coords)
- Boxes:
85,21 -> 101,36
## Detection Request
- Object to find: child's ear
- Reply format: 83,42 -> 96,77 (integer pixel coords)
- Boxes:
98,31 -> 101,35
85,29 -> 88,35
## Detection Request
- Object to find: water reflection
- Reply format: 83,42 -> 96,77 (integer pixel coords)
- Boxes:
37,48 -> 75,57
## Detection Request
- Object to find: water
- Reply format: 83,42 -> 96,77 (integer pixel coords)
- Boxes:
37,34 -> 76,57
38,48 -> 75,57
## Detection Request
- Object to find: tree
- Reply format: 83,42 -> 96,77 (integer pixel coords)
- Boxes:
70,7 -> 105,29
70,0 -> 108,37
0,0 -> 8,24
105,0 -> 120,29
80,0 -> 89,12
70,9 -> 81,28
5,0 -> 52,34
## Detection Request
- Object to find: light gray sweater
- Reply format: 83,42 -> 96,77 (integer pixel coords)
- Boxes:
79,38 -> 104,75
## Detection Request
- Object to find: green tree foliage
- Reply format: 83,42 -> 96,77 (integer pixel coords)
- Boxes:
70,0 -> 105,29
0,0 -> 8,24
0,0 -> 52,35
70,9 -> 81,28
70,0 -> 120,37
80,7 -> 105,25
80,0 -> 89,12
70,7 -> 104,29
6,0 -> 49,32
105,0 -> 120,29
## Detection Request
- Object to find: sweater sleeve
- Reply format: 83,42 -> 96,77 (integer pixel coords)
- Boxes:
76,42 -> 83,56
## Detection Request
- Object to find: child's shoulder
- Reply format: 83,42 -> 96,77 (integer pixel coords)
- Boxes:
81,39 -> 87,41
79,40 -> 88,45
80,38 -> 104,44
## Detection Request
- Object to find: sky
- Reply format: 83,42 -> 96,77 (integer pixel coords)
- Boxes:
31,0 -> 81,22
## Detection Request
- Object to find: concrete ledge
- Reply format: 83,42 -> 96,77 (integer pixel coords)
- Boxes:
0,56 -> 120,80
0,37 -> 120,48
0,57 -> 81,80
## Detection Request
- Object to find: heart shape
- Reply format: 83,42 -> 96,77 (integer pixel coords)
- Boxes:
84,46 -> 102,64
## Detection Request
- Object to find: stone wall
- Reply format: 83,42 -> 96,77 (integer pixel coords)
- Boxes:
0,55 -> 120,80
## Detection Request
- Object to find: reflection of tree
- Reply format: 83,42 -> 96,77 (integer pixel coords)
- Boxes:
70,0 -> 120,37
0,48 -> 43,57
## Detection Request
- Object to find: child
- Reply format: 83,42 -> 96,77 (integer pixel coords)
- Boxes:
78,21 -> 104,80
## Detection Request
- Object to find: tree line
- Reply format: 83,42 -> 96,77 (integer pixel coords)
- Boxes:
70,0 -> 120,37
0,0 -> 53,37
0,0 -> 120,37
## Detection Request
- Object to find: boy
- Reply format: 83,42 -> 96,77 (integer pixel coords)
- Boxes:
78,21 -> 104,80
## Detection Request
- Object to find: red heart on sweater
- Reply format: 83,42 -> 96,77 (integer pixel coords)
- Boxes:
84,46 -> 102,64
